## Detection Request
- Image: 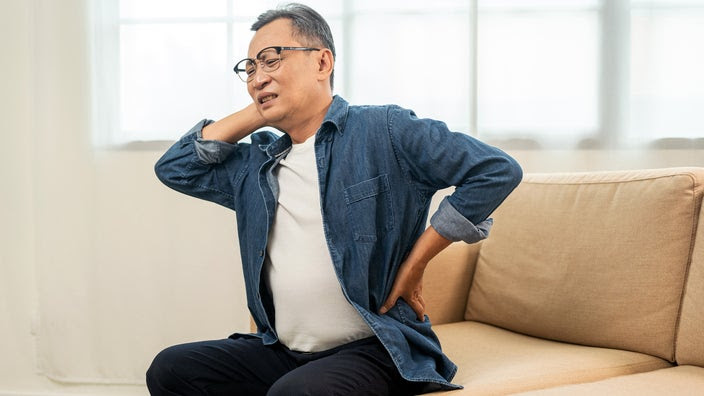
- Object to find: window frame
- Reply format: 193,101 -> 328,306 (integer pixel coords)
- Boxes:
91,0 -> 704,149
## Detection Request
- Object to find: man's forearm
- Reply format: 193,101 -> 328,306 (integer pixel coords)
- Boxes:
405,226 -> 453,271
202,102 -> 266,143
379,226 -> 452,318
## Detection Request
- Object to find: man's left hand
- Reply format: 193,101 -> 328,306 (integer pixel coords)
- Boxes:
379,259 -> 427,321
378,226 -> 452,322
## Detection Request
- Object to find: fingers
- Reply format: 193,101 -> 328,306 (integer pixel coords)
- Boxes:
379,294 -> 398,315
379,294 -> 427,321
410,294 -> 426,321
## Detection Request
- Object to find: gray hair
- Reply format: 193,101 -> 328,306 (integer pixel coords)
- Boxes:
252,3 -> 336,90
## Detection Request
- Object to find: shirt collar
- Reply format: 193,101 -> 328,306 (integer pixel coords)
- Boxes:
264,95 -> 349,157
321,95 -> 349,135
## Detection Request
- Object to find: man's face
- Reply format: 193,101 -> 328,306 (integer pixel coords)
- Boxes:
246,18 -> 320,128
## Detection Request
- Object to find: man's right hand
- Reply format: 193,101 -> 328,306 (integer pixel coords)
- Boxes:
201,102 -> 266,143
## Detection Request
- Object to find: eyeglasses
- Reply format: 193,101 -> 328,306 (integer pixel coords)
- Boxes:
233,46 -> 321,83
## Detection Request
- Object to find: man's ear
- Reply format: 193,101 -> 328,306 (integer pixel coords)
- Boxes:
316,49 -> 334,82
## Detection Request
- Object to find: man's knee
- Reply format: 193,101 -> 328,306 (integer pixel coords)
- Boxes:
147,339 -> 278,395
267,372 -> 355,396
267,373 -> 314,396
146,345 -> 191,394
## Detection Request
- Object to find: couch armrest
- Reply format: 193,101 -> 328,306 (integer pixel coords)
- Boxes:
424,242 -> 482,325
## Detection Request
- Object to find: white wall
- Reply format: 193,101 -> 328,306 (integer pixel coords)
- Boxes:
2,0 -> 704,395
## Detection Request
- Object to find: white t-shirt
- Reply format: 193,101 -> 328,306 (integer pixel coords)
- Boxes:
264,136 -> 374,352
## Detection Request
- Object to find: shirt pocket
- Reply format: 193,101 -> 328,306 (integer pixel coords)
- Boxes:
344,174 -> 395,242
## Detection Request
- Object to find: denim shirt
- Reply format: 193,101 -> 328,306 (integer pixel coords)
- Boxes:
154,95 -> 522,391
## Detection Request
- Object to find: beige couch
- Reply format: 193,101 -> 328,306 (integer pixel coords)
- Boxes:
424,168 -> 704,395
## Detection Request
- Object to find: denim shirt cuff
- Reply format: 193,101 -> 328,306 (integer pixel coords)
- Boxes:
187,119 -> 237,164
430,197 -> 493,244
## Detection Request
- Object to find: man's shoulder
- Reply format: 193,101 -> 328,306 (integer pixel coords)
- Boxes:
347,102 -> 406,121
348,102 -> 403,112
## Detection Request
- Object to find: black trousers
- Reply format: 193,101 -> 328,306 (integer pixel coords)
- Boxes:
146,336 -> 423,396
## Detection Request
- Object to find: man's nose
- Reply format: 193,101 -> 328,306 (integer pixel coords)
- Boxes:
252,69 -> 271,89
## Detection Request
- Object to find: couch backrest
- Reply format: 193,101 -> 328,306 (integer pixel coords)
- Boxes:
676,201 -> 704,366
465,168 -> 704,362
424,242 -> 482,325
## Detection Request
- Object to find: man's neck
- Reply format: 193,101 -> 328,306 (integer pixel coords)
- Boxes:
285,96 -> 333,144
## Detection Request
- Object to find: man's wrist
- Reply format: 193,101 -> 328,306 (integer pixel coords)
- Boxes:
244,102 -> 267,131
201,103 -> 266,143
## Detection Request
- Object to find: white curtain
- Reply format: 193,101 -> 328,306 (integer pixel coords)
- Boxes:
33,0 -> 249,384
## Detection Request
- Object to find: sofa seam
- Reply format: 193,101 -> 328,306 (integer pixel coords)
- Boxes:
522,170 -> 702,186
515,359 -> 674,395
549,359 -> 672,381
670,173 -> 702,364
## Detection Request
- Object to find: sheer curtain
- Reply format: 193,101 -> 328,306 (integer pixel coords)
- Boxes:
34,0 -> 247,384
477,0 -> 600,144
629,0 -> 704,143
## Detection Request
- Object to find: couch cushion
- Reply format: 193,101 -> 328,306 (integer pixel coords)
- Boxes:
428,321 -> 671,395
677,201 -> 704,366
424,242 -> 481,325
513,365 -> 704,395
466,168 -> 704,361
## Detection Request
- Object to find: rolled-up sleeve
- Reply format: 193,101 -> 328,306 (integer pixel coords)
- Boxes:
193,121 -> 238,164
430,197 -> 493,243
154,119 -> 243,211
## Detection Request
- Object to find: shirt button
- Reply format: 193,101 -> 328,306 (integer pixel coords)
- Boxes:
258,250 -> 264,257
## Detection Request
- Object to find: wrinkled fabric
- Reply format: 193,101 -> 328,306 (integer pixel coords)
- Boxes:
154,95 -> 522,390
146,336 -> 415,396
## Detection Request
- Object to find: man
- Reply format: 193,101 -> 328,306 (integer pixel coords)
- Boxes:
148,3 -> 521,395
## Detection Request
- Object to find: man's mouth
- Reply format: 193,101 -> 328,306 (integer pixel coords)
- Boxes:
259,94 -> 278,104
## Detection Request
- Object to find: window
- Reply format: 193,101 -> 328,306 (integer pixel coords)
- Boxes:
91,0 -> 343,145
629,0 -> 704,143
91,0 -> 704,148
346,1 -> 471,133
477,0 -> 600,145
